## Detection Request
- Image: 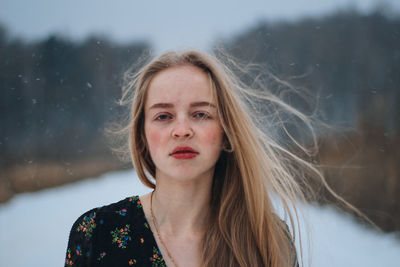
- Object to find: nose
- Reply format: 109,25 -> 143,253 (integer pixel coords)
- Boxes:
171,119 -> 194,139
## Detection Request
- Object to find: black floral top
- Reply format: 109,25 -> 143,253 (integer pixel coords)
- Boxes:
64,196 -> 166,267
65,195 -> 298,267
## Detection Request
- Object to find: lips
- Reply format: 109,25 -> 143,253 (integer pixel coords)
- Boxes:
170,146 -> 199,159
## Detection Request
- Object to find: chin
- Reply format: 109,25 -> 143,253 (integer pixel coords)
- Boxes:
162,169 -> 215,184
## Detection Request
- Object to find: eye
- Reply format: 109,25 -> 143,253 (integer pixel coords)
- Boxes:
155,114 -> 172,121
193,112 -> 210,119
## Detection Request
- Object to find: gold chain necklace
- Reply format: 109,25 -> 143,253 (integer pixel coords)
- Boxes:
150,191 -> 179,267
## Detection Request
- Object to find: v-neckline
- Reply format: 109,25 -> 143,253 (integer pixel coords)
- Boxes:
137,195 -> 167,263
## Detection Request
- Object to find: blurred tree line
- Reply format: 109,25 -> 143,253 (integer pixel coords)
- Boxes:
0,29 -> 150,201
221,10 -> 399,132
0,9 -> 399,231
0,30 -> 150,165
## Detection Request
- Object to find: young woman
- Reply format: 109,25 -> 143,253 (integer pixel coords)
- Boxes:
65,50 -> 314,266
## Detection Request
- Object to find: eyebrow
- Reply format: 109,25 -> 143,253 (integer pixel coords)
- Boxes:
190,101 -> 216,108
149,101 -> 216,110
149,103 -> 173,110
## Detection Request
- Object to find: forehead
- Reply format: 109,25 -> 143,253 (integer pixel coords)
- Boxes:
145,65 -> 214,108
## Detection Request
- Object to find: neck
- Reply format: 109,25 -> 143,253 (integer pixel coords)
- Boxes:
151,175 -> 212,237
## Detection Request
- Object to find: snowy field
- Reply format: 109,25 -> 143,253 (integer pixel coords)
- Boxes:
0,169 -> 399,267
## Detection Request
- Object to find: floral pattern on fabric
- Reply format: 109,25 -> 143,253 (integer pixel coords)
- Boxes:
150,247 -> 166,266
129,196 -> 142,209
75,245 -> 82,256
97,251 -> 106,261
111,224 -> 132,249
65,248 -> 74,266
76,212 -> 96,239
64,196 -> 186,266
116,208 -> 127,216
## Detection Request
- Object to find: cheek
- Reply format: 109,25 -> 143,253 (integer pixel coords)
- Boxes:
204,126 -> 223,147
145,127 -> 163,156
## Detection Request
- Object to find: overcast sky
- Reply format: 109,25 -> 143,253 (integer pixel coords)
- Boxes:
1,0 -> 399,52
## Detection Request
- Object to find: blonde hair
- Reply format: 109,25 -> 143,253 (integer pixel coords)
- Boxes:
120,50 -> 324,266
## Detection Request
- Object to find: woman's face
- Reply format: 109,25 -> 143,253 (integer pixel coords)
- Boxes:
144,65 -> 223,183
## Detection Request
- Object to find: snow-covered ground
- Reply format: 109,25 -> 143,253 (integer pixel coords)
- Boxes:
0,169 -> 399,267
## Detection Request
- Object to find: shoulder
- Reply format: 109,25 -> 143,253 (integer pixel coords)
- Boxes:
65,196 -> 159,266
96,195 -> 144,218
69,196 -> 145,238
